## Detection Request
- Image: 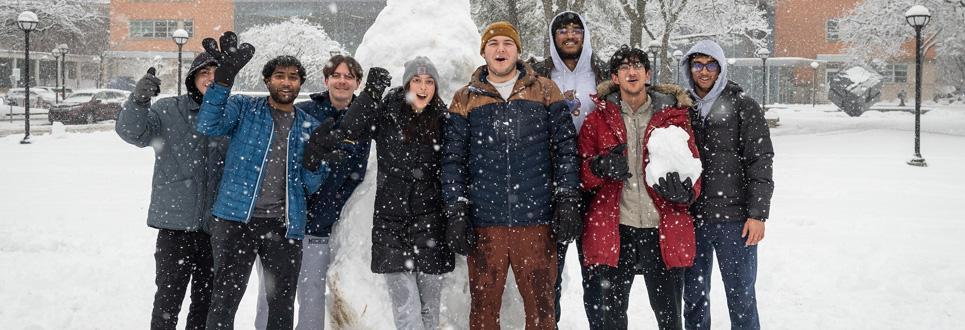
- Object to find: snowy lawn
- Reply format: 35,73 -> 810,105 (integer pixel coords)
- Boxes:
1,104 -> 963,329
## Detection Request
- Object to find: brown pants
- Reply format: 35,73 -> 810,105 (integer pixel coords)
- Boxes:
468,224 -> 558,330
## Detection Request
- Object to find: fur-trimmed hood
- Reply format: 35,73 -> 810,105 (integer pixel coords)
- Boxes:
593,81 -> 693,109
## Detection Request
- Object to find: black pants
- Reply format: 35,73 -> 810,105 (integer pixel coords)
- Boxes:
205,217 -> 303,330
152,229 -> 213,330
584,225 -> 684,330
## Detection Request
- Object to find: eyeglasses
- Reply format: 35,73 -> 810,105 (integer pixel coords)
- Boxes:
617,62 -> 646,71
329,72 -> 357,81
555,28 -> 584,37
690,62 -> 720,73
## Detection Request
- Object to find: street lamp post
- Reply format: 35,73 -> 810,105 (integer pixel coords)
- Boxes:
756,48 -> 771,110
905,5 -> 931,167
51,47 -> 62,103
648,40 -> 661,84
58,44 -> 69,101
17,11 -> 38,145
672,49 -> 683,85
810,61 -> 819,107
172,29 -> 189,96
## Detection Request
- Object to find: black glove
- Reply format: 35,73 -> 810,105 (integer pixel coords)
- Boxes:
652,172 -> 694,204
304,118 -> 345,172
131,67 -> 160,106
202,31 -> 255,87
553,190 -> 583,243
590,144 -> 632,181
445,201 -> 475,256
363,67 -> 392,100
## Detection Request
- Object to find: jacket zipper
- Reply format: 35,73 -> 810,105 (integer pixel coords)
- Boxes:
245,104 -> 274,223
283,112 -> 293,237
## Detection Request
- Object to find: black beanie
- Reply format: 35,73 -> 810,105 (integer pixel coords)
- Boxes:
551,11 -> 583,34
185,52 -> 218,105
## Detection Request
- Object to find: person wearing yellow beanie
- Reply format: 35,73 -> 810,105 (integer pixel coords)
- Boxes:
479,21 -> 522,54
445,20 -> 582,330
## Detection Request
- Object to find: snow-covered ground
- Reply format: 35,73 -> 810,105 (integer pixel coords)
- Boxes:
2,103 -> 963,329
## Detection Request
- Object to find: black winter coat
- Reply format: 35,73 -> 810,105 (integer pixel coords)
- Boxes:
340,87 -> 454,274
688,81 -> 774,224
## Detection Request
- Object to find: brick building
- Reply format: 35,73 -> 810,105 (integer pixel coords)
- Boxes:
106,0 -> 234,93
773,0 -> 937,103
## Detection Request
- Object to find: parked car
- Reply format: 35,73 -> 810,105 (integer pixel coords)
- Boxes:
3,88 -> 58,108
34,86 -> 73,99
48,89 -> 130,124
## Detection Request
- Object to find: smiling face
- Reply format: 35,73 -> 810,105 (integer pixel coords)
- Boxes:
324,62 -> 360,108
193,65 -> 216,96
611,58 -> 650,97
690,54 -> 720,98
406,74 -> 436,111
483,36 -> 519,81
554,23 -> 584,60
265,65 -> 302,105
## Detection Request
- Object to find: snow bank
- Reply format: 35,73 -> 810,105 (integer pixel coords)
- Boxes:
645,126 -> 702,187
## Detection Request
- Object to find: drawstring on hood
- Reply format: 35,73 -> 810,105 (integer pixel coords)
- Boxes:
548,11 -> 598,130
679,40 -> 728,120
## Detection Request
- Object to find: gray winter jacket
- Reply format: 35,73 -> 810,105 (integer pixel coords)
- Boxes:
116,94 -> 227,232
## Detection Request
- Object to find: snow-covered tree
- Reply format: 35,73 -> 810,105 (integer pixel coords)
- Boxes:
236,17 -> 346,92
621,0 -> 770,83
838,0 -> 965,91
470,0 -> 769,83
0,0 -> 108,56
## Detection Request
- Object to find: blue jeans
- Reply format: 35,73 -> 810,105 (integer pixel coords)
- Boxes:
683,221 -> 759,330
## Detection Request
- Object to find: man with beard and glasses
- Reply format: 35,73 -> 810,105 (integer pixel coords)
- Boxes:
529,11 -> 609,324
194,31 -> 341,330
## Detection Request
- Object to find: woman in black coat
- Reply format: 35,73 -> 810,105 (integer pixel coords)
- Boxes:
338,56 -> 453,329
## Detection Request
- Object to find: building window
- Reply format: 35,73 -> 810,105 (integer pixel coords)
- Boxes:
878,64 -> 908,83
826,19 -> 839,42
129,20 -> 193,39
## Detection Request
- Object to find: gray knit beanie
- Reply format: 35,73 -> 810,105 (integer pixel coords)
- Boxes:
402,56 -> 441,91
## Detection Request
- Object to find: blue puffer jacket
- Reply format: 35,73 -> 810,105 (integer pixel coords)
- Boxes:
442,62 -> 580,227
296,92 -> 370,237
196,84 -> 328,239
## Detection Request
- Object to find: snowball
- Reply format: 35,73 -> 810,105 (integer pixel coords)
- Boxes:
645,126 -> 702,187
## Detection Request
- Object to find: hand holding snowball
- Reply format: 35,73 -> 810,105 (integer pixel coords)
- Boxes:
645,126 -> 702,197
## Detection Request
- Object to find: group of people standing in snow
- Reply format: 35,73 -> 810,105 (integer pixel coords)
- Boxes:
117,10 -> 773,330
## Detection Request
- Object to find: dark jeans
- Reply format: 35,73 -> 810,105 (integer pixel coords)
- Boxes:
554,240 -> 596,326
584,225 -> 684,330
152,229 -> 213,330
683,221 -> 759,330
205,217 -> 303,330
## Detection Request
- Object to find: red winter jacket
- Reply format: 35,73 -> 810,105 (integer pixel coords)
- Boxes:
579,82 -> 702,269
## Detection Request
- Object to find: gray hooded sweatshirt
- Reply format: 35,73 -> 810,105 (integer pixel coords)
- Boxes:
679,40 -> 729,120
548,11 -> 599,131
